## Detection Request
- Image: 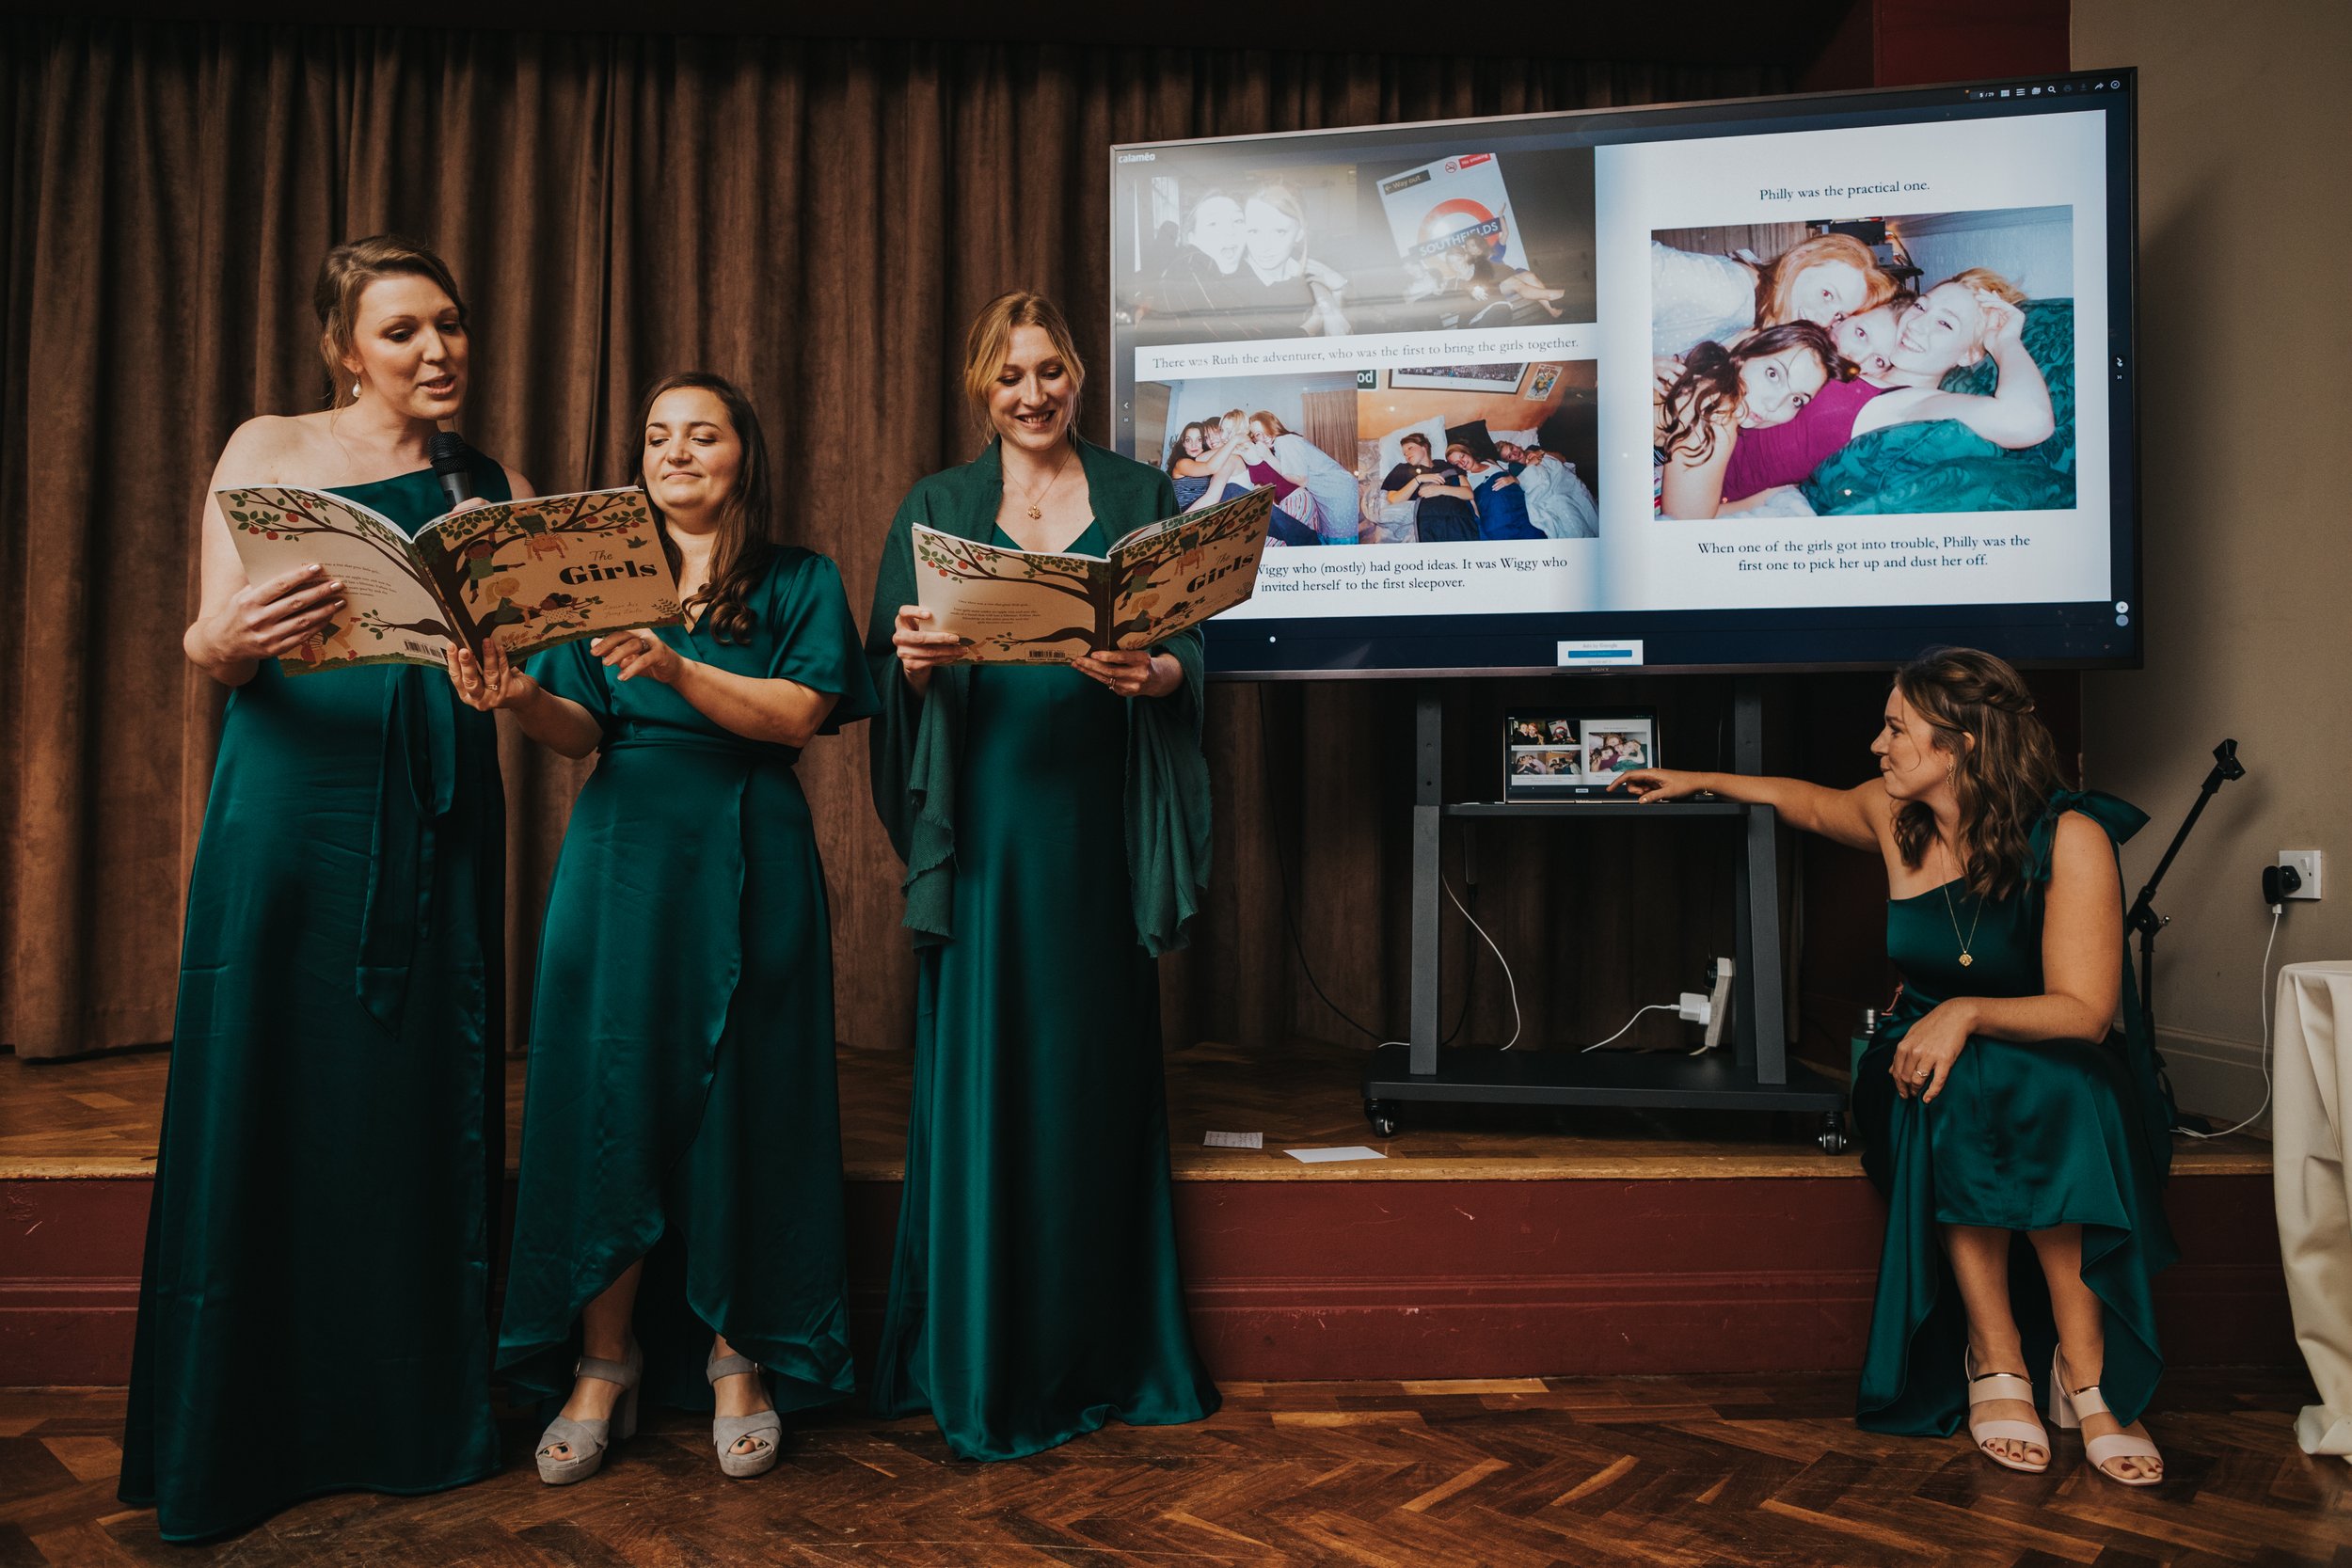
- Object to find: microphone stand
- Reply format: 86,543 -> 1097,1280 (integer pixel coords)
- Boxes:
2124,738 -> 2245,1038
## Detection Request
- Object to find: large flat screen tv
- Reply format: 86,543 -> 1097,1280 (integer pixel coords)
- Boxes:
1108,70 -> 2137,676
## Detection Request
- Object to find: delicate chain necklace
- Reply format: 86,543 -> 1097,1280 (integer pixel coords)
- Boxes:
1011,441 -> 1074,522
1938,838 -> 1985,967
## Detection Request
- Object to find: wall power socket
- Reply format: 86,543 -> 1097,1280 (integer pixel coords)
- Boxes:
2279,849 -> 2323,901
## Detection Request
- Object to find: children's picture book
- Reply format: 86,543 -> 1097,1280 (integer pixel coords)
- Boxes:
913,485 -> 1274,664
217,485 -> 681,674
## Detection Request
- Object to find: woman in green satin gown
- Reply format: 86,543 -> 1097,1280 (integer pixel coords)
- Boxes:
1616,648 -> 2175,1488
866,293 -> 1219,1460
469,373 -> 878,1482
123,238 -> 527,1541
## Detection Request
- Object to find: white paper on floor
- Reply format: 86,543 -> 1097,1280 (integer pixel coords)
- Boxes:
1203,1130 -> 1263,1148
1283,1145 -> 1388,1164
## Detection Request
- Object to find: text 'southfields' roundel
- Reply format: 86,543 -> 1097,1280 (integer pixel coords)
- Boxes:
1417,198 -> 1497,249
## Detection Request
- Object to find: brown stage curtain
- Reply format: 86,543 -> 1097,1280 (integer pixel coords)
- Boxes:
0,18 -> 1783,1060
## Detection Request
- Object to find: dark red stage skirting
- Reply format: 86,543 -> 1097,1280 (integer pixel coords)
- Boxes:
1,1166 -> 2295,1387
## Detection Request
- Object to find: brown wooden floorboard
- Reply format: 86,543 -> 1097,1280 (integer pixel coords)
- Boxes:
0,1371 -> 2340,1567
0,1041 -> 2270,1183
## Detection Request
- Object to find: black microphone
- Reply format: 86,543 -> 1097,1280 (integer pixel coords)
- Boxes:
429,431 -> 474,512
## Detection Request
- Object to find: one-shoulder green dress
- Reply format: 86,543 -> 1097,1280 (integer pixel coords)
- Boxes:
866,441 -> 1220,1461
1852,790 -> 2180,1435
497,547 -> 879,1418
121,459 -> 512,1542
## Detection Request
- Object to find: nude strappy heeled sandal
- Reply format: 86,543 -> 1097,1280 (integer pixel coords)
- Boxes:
1964,1348 -> 2051,1474
536,1339 -> 643,1485
2049,1350 -> 2164,1486
707,1350 -> 783,1479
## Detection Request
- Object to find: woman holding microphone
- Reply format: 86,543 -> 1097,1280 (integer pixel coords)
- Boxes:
866,292 -> 1219,1459
123,235 -> 527,1541
457,372 -> 878,1483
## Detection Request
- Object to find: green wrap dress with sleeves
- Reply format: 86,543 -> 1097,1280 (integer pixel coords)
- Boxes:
496,546 -> 880,1418
863,438 -> 1220,1460
1852,790 -> 2179,1436
120,459 -> 512,1542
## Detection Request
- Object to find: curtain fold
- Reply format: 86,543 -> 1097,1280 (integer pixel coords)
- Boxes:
0,18 -> 1783,1059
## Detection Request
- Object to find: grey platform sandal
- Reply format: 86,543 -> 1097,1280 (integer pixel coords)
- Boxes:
707,1350 -> 783,1479
535,1339 -> 644,1485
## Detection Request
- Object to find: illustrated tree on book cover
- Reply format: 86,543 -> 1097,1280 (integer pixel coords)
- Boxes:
218,489 -> 462,660
914,531 -> 1104,657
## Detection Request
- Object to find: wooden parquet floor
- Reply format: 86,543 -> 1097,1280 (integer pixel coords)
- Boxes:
0,1042 -> 2272,1183
1,1371 -> 2341,1567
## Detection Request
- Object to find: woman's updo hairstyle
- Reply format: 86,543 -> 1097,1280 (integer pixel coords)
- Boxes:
314,234 -> 468,408
961,292 -> 1085,438
1891,646 -> 2072,900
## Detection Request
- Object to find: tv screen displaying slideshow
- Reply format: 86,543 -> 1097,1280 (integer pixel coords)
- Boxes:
1107,70 -> 2138,676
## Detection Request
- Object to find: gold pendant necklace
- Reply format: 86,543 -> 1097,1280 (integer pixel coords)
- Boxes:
1938,841 -> 1984,966
1015,442 -> 1073,522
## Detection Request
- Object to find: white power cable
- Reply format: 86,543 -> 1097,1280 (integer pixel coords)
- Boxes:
1581,1004 -> 1681,1053
2177,905 -> 2282,1141
1441,875 -> 1521,1051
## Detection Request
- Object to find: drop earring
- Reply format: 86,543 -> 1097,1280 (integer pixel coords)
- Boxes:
351,378 -> 362,400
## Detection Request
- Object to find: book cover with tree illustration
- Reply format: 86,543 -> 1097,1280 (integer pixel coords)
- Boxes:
218,486 -> 682,674
914,486 -> 1273,663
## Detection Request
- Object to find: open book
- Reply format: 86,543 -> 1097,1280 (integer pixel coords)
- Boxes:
913,485 -> 1274,663
217,485 -> 681,674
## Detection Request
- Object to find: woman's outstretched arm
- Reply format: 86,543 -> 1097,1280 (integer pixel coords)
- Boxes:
1612,767 -> 1887,853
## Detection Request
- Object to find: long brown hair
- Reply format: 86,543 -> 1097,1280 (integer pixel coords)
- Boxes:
1659,322 -> 1850,466
630,372 -> 777,645
1891,646 -> 2071,900
313,234 -> 468,408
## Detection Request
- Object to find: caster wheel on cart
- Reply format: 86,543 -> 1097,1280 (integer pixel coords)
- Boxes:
1365,1100 -> 1400,1140
1817,1112 -> 1851,1154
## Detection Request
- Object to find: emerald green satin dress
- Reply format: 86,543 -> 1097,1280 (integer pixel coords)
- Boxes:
121,460 -> 512,1542
1853,790 -> 2179,1435
866,444 -> 1219,1461
497,548 -> 878,1418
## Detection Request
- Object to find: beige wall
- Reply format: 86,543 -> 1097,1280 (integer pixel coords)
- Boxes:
2074,0 -> 2352,1126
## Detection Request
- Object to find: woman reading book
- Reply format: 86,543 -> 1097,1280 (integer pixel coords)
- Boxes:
123,235 -> 530,1541
866,291 -> 1220,1459
453,372 -> 878,1484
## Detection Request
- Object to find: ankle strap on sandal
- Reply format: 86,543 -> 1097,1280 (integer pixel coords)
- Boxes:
707,1352 -> 759,1384
574,1354 -> 637,1386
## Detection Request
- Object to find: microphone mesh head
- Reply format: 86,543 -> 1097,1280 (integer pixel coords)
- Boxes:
428,431 -> 468,474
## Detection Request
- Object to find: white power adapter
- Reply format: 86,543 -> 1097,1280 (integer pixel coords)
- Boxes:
1677,991 -> 1713,1025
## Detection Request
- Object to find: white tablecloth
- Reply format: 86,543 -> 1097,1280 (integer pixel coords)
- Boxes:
2276,959 -> 2352,1458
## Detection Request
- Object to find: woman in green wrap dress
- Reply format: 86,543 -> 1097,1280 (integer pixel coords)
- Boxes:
463,372 -> 878,1484
1616,647 -> 2174,1488
867,292 -> 1219,1460
124,236 -> 527,1541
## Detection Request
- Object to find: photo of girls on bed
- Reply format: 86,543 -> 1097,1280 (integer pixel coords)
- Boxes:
1133,360 -> 1603,551
1138,372 -> 1366,546
1362,365 -> 1598,545
1115,147 -> 1596,349
1649,207 -> 2077,521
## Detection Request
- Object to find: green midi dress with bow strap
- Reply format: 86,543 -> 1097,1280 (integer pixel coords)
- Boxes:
1852,789 -> 2180,1436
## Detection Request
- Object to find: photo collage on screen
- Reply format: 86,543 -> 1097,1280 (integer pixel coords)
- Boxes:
1503,713 -> 1656,799
1115,143 -> 1604,553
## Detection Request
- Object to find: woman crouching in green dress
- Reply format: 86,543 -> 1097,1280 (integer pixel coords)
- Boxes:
866,292 -> 1220,1459
455,372 -> 879,1482
1615,647 -> 2174,1488
124,236 -> 529,1541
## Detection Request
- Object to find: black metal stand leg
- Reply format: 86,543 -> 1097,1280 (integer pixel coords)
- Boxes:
1408,683 -> 1442,1076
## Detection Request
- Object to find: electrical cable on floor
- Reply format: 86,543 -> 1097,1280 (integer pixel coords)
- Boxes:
2176,905 -> 2282,1141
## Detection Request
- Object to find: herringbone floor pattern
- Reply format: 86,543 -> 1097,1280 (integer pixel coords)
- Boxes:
3,1371 -> 2341,1566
